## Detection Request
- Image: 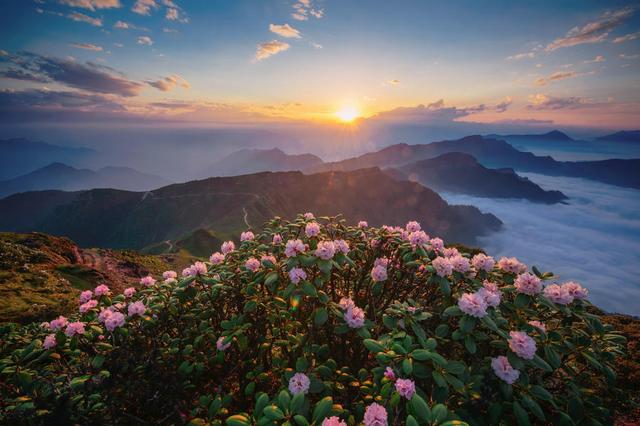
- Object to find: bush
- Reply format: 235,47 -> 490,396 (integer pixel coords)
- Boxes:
0,214 -> 626,425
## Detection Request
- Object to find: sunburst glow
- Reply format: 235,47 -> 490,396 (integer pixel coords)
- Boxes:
335,105 -> 360,123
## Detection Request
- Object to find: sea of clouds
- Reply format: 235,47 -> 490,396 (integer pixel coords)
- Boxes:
442,173 -> 640,316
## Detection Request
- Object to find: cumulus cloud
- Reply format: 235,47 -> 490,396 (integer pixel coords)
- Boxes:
534,70 -> 578,86
146,74 -> 190,91
0,51 -> 143,97
442,174 -> 640,315
546,7 -> 636,51
254,40 -> 290,61
291,0 -> 324,21
113,20 -> 147,31
58,0 -> 121,10
137,36 -> 153,46
613,31 -> 640,43
132,0 -> 157,15
269,23 -> 302,38
72,43 -> 103,51
310,42 -> 322,49
584,55 -> 605,63
67,11 -> 102,26
526,93 -> 591,110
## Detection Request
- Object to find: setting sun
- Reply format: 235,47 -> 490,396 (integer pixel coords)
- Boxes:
335,105 -> 360,122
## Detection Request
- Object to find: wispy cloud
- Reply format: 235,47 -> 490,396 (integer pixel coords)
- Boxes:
612,31 -> 640,43
137,36 -> 153,46
113,21 -> 148,31
58,0 -> 121,10
269,23 -> 302,38
506,52 -> 535,61
132,0 -> 157,15
254,40 -> 290,61
72,42 -> 103,51
146,74 -> 190,91
534,70 -> 579,86
163,27 -> 178,33
583,55 -> 605,64
526,93 -> 591,110
619,53 -> 639,60
67,11 -> 102,26
291,0 -> 324,21
546,7 -> 636,51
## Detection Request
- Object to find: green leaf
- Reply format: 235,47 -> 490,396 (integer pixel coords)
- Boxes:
530,385 -> 552,401
530,355 -> 552,372
314,308 -> 328,326
263,405 -> 285,420
312,397 -> 333,423
410,394 -> 432,422
464,335 -> 476,354
278,390 -> 291,410
254,394 -> 269,418
227,415 -> 251,426
402,358 -> 413,375
264,271 -> 279,287
293,415 -> 310,426
406,414 -> 419,426
412,349 -> 431,361
432,404 -> 448,423
296,357 -> 309,372
544,346 -> 561,369
290,392 -> 305,414
513,401 -> 531,426
91,355 -> 105,369
363,339 -> 385,353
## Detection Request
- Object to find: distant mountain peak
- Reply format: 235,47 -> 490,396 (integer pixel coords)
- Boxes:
596,130 -> 640,142
542,130 -> 573,140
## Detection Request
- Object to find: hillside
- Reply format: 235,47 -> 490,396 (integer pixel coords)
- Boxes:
0,163 -> 170,198
200,148 -> 324,178
0,168 -> 501,248
488,130 -> 575,143
307,135 -> 640,189
393,152 -> 567,203
0,138 -> 95,181
0,232 -> 185,324
596,130 -> 640,143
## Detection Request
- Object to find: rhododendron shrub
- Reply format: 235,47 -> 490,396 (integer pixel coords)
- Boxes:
0,214 -> 626,425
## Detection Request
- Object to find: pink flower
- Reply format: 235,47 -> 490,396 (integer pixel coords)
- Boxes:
395,378 -> 416,399
498,257 -> 527,274
315,240 -> 336,260
221,241 -> 235,254
79,299 -> 98,313
562,281 -> 588,300
163,271 -> 177,280
79,290 -> 93,304
288,373 -> 310,395
491,356 -> 520,385
94,284 -> 110,297
508,331 -> 537,360
192,261 -> 208,276
245,257 -> 261,272
272,234 -> 283,244
216,336 -> 231,351
240,231 -> 254,242
209,252 -> 225,264
432,256 -> 453,277
408,230 -> 429,248
65,321 -> 85,337
289,267 -> 307,284
429,237 -> 444,253
458,292 -> 488,318
450,255 -> 471,273
105,312 -> 125,332
322,416 -> 346,426
128,301 -> 146,317
333,239 -> 350,254
181,267 -> 193,277
358,220 -> 368,228
303,212 -> 315,220
528,320 -> 546,333
405,220 -> 421,233
339,297 -> 355,311
43,334 -> 57,350
261,254 -> 277,265
305,222 -> 321,237
384,367 -> 396,381
472,253 -> 495,272
49,316 -> 68,331
371,265 -> 387,282
544,284 -> 574,305
98,308 -> 113,324
124,287 -> 136,298
478,281 -> 501,307
443,247 -> 460,258
374,257 -> 389,268
364,403 -> 388,426
140,276 -> 156,287
285,239 -> 306,257
369,239 -> 380,249
514,273 -> 543,296
344,306 -> 365,328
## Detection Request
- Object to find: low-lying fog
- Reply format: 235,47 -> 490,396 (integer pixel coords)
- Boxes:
442,173 -> 640,316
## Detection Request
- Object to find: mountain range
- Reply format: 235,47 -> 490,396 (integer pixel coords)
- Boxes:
0,162 -> 170,198
0,168 -> 501,249
391,152 -> 567,203
596,130 -> 640,143
200,148 -> 324,178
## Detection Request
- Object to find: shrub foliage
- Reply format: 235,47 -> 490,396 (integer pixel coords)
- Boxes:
0,214 -> 626,425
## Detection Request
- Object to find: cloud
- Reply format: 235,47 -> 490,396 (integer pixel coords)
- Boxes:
67,11 -> 102,26
534,70 -> 578,86
506,52 -> 536,61
546,7 -> 636,51
163,27 -> 178,33
494,97 -> 513,113
269,23 -> 302,38
442,174 -> 640,315
310,42 -> 322,49
132,0 -> 157,15
254,40 -> 290,61
584,55 -> 605,63
388,79 -> 400,85
114,43 -> 124,48
0,88 -> 126,115
526,93 -> 591,110
1,52 -> 143,97
0,68 -> 50,83
72,43 -> 103,51
113,20 -> 147,31
137,36 -> 153,46
613,31 -> 640,43
291,0 -> 324,21
146,74 -> 190,91
368,98 -> 511,124
619,53 -> 639,60
58,0 -> 121,10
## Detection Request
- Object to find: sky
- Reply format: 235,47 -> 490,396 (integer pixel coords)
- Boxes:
0,0 -> 639,132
